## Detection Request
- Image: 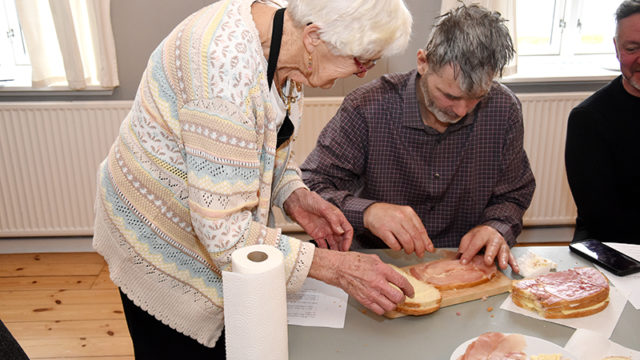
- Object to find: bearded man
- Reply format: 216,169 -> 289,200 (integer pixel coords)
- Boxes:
301,4 -> 536,272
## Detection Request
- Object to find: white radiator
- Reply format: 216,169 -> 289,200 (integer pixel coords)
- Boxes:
0,94 -> 589,237
519,93 -> 589,225
0,101 -> 131,237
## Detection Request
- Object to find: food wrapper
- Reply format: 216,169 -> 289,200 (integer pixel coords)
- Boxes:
517,250 -> 558,278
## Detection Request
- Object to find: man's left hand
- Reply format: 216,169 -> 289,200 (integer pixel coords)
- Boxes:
283,188 -> 353,251
457,225 -> 519,272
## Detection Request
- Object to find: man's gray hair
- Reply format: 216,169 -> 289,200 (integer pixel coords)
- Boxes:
424,4 -> 514,93
616,0 -> 640,23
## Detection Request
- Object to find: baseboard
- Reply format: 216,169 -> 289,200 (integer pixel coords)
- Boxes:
0,237 -> 95,254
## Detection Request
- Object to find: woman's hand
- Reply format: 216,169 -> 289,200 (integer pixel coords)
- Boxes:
308,248 -> 414,315
283,188 -> 353,251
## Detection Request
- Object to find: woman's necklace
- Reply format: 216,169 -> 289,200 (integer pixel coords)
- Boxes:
276,79 -> 302,113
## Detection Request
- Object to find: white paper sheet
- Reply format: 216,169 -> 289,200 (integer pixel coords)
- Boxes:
500,286 -> 626,338
286,278 -> 348,328
565,328 -> 640,360
597,243 -> 640,310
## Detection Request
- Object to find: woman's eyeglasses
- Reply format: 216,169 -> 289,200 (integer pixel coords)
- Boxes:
354,57 -> 378,74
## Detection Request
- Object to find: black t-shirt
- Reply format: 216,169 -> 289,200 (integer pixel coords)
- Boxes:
565,76 -> 640,244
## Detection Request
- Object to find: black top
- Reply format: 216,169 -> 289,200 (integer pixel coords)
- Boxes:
266,7 -> 294,148
565,76 -> 640,244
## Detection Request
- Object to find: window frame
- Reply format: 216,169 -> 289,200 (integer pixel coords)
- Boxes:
0,0 -> 116,96
505,0 -> 620,84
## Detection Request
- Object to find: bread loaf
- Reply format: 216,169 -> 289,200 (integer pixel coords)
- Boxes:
511,267 -> 609,319
385,264 -> 441,317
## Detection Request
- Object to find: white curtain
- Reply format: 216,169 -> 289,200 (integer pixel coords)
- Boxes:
15,0 -> 119,89
440,0 -> 517,76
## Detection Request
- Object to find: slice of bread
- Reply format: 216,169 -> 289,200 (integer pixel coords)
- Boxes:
385,264 -> 441,317
511,267 -> 609,319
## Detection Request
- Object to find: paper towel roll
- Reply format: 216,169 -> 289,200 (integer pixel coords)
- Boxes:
223,245 -> 288,360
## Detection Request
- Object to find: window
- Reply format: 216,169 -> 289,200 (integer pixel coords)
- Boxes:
507,0 -> 621,81
0,0 -> 29,85
517,0 -> 618,56
0,0 -> 118,93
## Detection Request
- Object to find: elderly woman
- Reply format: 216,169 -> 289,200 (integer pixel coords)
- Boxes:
93,0 -> 413,357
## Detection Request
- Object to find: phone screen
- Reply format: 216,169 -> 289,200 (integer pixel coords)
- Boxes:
570,239 -> 640,276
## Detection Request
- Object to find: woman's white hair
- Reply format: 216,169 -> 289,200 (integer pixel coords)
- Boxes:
287,0 -> 412,59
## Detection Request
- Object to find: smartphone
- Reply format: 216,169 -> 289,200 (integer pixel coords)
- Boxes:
569,239 -> 640,276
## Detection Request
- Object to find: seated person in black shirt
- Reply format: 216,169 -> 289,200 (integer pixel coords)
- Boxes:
565,0 -> 640,244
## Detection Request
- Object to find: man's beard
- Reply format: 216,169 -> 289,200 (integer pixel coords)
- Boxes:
424,93 -> 462,124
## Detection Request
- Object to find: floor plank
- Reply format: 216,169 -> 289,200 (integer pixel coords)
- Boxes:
38,357 -> 133,360
5,319 -> 130,339
18,336 -> 134,359
0,289 -> 122,306
0,275 -> 99,290
0,262 -> 104,277
91,267 -> 118,290
0,303 -> 125,322
0,252 -> 105,265
0,251 -> 136,359
39,357 -> 133,360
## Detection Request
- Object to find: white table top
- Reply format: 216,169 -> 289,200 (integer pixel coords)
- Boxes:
287,246 -> 640,359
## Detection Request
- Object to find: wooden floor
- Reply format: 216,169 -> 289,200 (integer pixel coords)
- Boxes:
0,252 -> 134,359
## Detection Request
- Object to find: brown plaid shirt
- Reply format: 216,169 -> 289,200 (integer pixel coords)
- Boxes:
301,70 -> 535,248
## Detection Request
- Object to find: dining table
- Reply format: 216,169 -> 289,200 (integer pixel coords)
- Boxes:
287,245 -> 640,359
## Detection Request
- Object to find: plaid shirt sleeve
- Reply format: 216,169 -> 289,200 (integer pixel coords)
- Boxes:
480,95 -> 536,246
301,96 -> 377,232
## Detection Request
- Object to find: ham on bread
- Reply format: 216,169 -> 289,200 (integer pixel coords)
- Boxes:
385,264 -> 441,317
409,255 -> 497,290
511,267 -> 609,319
457,332 -> 527,360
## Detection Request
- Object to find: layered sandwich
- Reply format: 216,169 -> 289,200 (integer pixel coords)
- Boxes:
511,267 -> 610,318
385,265 -> 441,317
409,255 -> 497,290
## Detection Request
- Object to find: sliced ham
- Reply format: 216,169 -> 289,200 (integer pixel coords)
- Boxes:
409,255 -> 497,290
458,332 -> 527,360
488,333 -> 527,360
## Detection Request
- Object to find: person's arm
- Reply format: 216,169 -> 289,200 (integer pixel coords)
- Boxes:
480,99 -> 535,245
565,107 -> 610,241
283,188 -> 353,251
301,97 -> 432,256
301,97 -> 374,232
181,99 -> 314,293
308,248 -> 414,316
458,99 -> 535,271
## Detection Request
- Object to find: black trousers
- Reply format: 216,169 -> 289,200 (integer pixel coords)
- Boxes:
119,289 -> 226,359
0,319 -> 28,360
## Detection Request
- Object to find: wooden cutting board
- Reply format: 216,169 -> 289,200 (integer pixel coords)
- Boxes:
385,265 -> 513,318
438,270 -> 512,307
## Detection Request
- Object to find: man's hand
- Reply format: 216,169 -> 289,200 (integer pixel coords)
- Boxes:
283,189 -> 353,251
458,225 -> 519,272
363,202 -> 434,257
308,248 -> 414,315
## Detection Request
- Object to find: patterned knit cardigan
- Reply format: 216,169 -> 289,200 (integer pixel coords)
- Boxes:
93,0 -> 315,347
